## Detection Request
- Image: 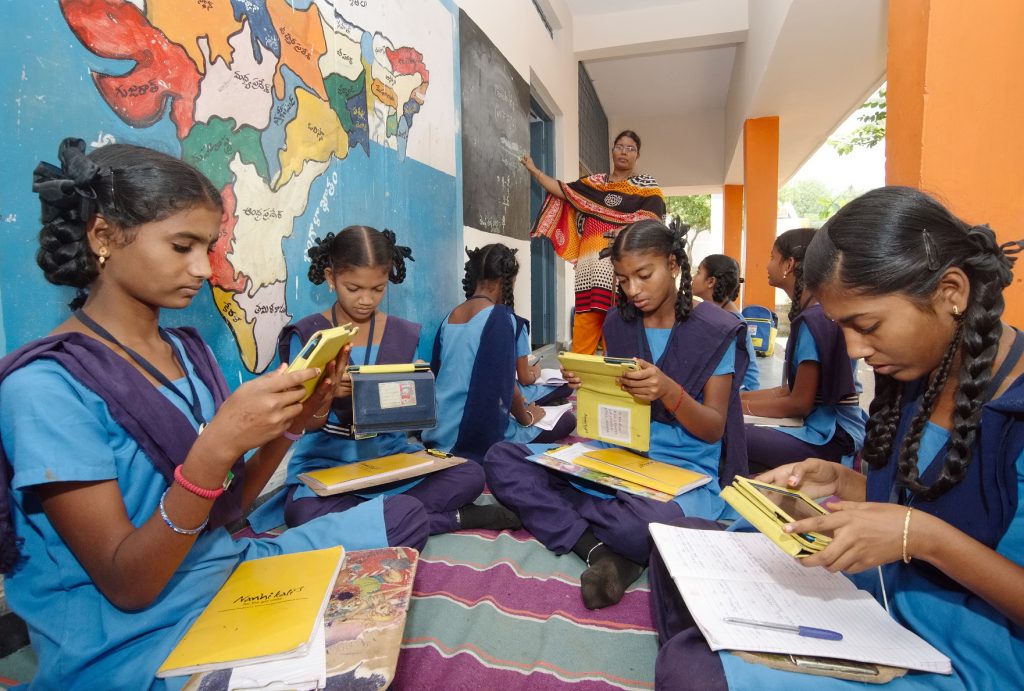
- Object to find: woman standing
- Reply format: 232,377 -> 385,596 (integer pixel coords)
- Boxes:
523,130 -> 666,354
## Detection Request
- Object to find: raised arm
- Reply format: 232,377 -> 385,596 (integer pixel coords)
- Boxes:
521,155 -> 565,200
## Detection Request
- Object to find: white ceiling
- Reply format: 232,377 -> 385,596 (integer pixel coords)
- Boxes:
583,45 -> 736,118
564,0 -> 887,189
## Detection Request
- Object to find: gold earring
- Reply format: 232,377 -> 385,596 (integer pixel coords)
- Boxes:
98,252 -> 107,268
953,305 -> 960,317
782,271 -> 788,279
328,284 -> 334,292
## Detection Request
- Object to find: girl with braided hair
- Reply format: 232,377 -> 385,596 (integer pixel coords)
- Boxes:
485,220 -> 750,610
276,226 -> 508,535
0,139 -> 414,690
692,253 -> 760,391
740,228 -> 867,472
424,244 -> 577,464
650,186 -> 1024,689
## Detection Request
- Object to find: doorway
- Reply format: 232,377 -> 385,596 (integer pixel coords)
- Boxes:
529,98 -> 556,349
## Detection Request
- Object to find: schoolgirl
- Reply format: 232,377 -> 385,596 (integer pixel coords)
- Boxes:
650,186 -> 1024,689
692,253 -> 760,391
279,227 -> 515,534
740,228 -> 866,471
0,139 -> 426,690
422,243 -> 577,461
484,220 -> 748,609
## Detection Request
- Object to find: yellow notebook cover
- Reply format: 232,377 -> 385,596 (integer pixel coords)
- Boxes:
720,477 -> 831,558
558,352 -> 651,451
576,447 -> 711,496
299,452 -> 443,495
157,546 -> 345,677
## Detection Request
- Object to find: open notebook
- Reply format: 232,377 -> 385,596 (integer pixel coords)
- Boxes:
649,524 -> 952,675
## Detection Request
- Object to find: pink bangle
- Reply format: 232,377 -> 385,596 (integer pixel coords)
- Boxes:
173,464 -> 225,500
282,429 -> 304,442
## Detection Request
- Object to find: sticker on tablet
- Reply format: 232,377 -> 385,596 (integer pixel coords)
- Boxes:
597,404 -> 631,444
379,380 -> 416,409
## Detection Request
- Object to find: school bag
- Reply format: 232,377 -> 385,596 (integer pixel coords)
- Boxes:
740,305 -> 778,357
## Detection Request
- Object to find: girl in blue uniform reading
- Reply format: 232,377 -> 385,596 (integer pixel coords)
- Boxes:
485,220 -> 748,610
0,139 -> 429,690
423,243 -> 577,461
692,253 -> 760,391
278,227 -> 516,534
650,186 -> 1024,690
741,228 -> 867,471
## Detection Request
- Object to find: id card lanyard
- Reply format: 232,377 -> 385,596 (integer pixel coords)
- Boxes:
74,309 -> 208,431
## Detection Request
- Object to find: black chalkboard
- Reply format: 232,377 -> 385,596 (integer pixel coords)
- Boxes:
459,10 -> 531,240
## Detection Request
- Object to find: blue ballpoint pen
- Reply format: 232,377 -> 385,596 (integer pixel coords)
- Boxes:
723,617 -> 843,641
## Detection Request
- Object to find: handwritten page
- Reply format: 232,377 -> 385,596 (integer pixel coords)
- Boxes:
533,403 -> 573,431
649,524 -> 952,674
228,620 -> 326,691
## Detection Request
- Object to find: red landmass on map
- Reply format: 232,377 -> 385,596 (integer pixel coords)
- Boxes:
210,184 -> 247,292
60,0 -> 201,139
386,46 -> 429,83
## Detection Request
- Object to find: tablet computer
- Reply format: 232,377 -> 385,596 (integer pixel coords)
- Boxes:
287,323 -> 358,400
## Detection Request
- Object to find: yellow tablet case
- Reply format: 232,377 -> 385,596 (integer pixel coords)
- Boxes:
557,352 -> 651,451
287,323 -> 359,400
720,476 -> 831,558
575,447 -> 711,496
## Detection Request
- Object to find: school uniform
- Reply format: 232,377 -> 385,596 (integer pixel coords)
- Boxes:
0,330 -> 427,691
650,333 -> 1024,689
484,302 -> 749,563
745,303 -> 866,470
278,313 -> 485,535
728,310 -> 760,392
423,304 -> 576,462
514,319 -> 572,405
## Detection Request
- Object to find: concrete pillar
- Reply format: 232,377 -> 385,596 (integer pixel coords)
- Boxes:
887,0 -> 1024,321
742,117 -> 779,310
723,184 -> 743,263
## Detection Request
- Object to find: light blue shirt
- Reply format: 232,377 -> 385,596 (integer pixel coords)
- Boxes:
731,311 -> 760,391
775,322 -> 867,452
577,327 -> 737,520
0,336 -> 388,690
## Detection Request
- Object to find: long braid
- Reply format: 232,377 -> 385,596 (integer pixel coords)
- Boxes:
306,232 -> 336,284
860,373 -> 904,470
788,261 -> 805,323
893,318 -> 963,494
672,235 -> 693,323
904,228 -> 1012,499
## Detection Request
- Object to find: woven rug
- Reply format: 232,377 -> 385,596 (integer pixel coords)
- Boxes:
392,526 -> 657,690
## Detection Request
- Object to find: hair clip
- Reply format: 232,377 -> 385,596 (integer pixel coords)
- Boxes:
921,229 -> 941,271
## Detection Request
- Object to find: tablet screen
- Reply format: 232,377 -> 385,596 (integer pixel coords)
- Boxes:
750,483 -> 831,534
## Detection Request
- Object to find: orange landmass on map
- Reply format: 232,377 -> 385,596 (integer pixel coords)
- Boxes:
265,0 -> 328,101
146,0 -> 242,74
210,184 -> 248,292
60,0 -> 201,139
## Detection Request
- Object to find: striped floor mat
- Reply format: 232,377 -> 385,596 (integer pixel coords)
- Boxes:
393,528 -> 657,690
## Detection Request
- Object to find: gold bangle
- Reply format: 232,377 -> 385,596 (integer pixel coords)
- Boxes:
901,507 -> 913,564
312,407 -> 330,419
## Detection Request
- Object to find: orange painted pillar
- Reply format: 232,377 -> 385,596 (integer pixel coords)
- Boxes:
742,117 -> 779,310
888,0 -> 1024,323
723,184 -> 743,262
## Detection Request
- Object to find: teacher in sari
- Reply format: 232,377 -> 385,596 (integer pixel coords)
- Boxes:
523,130 -> 666,354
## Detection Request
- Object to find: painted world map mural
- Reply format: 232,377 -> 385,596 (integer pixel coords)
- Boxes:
2,0 -> 460,378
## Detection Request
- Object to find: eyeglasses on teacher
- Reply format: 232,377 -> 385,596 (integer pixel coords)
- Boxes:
612,145 -> 638,153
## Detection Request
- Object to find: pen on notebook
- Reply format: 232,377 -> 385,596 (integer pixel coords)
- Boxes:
723,617 -> 843,641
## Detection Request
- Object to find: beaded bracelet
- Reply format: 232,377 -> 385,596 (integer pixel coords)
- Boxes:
173,464 -> 225,500
159,488 -> 209,536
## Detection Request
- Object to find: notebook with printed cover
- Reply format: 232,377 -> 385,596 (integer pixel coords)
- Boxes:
526,444 -> 675,502
720,476 -> 832,558
348,363 -> 436,435
299,450 -> 466,496
557,352 -> 650,451
157,546 -> 345,678
576,447 -> 711,496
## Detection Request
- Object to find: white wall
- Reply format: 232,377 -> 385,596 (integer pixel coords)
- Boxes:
454,0 -> 582,344
609,110 -> 726,188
